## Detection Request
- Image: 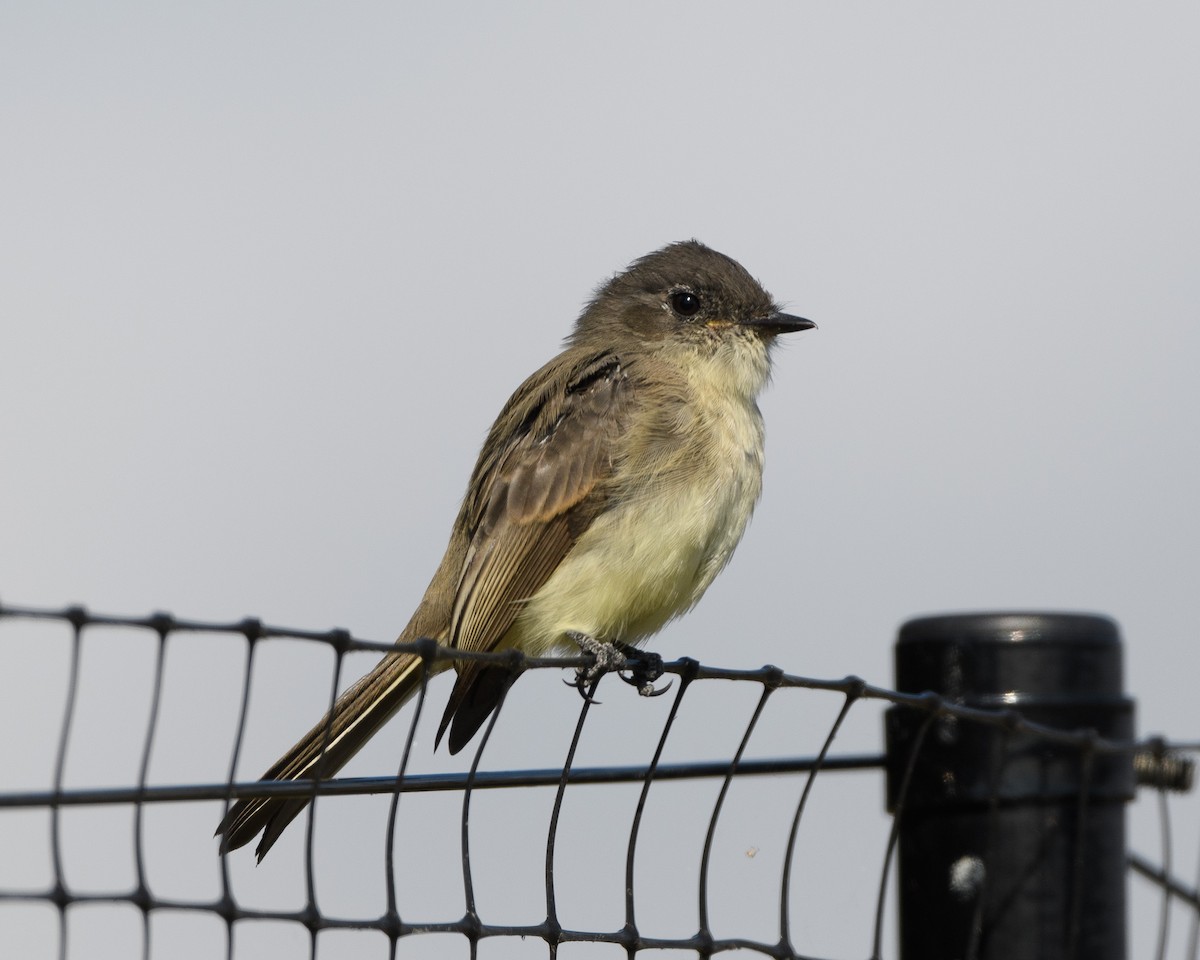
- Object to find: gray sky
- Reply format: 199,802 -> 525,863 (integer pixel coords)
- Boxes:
2,3 -> 1198,958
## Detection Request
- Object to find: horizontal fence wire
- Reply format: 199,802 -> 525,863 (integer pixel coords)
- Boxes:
0,600 -> 1197,960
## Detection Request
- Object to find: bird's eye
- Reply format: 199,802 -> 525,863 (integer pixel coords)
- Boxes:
668,290 -> 702,318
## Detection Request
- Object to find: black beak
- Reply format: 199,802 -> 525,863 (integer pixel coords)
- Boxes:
744,311 -> 816,334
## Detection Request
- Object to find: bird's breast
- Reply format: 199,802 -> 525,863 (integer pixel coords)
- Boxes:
510,381 -> 766,654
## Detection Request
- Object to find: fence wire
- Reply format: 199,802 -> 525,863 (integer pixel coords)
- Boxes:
0,601 -> 1197,960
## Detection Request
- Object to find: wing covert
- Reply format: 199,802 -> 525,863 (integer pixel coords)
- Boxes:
449,351 -> 631,656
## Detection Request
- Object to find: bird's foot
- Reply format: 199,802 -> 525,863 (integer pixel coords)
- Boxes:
564,633 -> 672,701
615,642 -> 671,698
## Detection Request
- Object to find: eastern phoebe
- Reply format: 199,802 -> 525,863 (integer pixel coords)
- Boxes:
217,240 -> 814,860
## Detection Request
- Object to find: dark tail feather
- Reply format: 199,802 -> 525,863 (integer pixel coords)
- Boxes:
435,662 -> 522,755
216,649 -> 431,861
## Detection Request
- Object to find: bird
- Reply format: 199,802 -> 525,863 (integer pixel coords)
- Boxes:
216,240 -> 814,860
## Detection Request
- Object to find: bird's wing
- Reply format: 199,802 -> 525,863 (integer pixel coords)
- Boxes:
437,349 -> 633,749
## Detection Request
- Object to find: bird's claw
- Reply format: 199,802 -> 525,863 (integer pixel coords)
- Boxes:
629,674 -> 674,697
563,674 -> 600,703
615,647 -> 672,697
565,631 -> 621,702
565,633 -> 670,701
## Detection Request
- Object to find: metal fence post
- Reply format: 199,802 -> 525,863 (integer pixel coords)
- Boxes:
885,612 -> 1135,959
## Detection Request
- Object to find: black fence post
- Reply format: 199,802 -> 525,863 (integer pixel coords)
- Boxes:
885,612 -> 1135,959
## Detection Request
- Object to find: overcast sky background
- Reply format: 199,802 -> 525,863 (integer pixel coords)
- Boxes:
2,4 -> 1199,958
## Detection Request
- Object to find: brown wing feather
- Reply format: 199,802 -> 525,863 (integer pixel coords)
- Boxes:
436,351 -> 632,749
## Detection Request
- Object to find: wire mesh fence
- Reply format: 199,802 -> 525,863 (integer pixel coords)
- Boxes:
1,601 -> 1197,959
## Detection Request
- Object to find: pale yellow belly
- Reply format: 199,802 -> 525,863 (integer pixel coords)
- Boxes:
507,444 -> 763,656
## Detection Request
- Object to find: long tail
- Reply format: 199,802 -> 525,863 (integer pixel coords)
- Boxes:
216,648 -> 433,861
